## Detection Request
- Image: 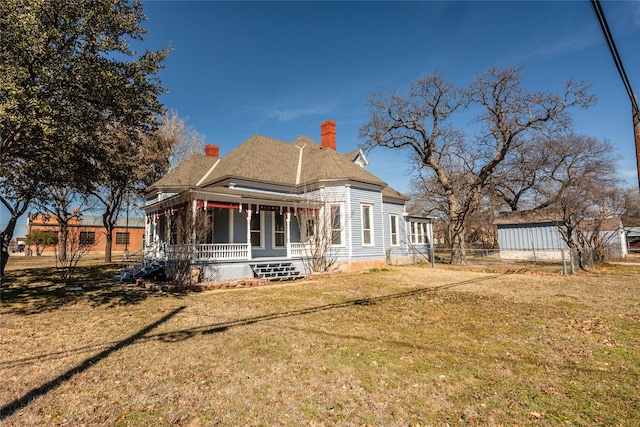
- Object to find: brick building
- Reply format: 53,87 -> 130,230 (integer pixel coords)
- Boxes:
26,213 -> 145,254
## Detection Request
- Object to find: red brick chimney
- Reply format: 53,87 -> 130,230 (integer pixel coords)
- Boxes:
204,144 -> 219,157
321,120 -> 336,150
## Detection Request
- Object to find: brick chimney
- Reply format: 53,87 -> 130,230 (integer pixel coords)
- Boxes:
321,120 -> 336,150
204,144 -> 219,157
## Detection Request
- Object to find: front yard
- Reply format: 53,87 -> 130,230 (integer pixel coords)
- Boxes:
1,256 -> 639,426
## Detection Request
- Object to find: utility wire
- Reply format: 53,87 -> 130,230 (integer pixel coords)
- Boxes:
590,0 -> 639,118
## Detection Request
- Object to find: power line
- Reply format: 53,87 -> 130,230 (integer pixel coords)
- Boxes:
590,0 -> 639,117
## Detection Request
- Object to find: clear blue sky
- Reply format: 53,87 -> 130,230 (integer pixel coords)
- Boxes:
3,0 -> 640,237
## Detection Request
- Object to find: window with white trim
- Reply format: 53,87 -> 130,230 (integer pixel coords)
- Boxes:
273,212 -> 285,248
410,221 -> 426,245
361,203 -> 374,246
390,214 -> 399,246
250,211 -> 263,248
330,204 -> 343,246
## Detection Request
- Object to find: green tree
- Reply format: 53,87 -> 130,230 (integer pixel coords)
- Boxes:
92,112 -> 205,263
25,229 -> 58,256
0,0 -> 168,274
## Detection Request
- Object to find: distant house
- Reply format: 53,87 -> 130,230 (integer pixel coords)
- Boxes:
143,120 -> 433,282
494,210 -> 628,261
26,213 -> 145,254
626,227 -> 640,249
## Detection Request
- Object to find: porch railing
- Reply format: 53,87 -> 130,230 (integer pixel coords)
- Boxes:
290,242 -> 311,258
195,243 -> 249,261
160,242 -> 310,261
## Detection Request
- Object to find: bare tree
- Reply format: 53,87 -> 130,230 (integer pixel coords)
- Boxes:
35,187 -> 94,264
54,224 -> 95,287
494,133 -> 618,212
296,200 -> 342,273
620,188 -> 640,227
161,193 -> 210,287
155,110 -> 206,170
551,183 -> 624,270
361,66 -> 594,264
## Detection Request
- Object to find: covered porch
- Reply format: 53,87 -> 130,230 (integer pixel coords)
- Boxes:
145,193 -> 320,264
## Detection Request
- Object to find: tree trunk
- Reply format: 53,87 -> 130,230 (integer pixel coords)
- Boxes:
58,223 -> 68,263
0,199 -> 29,277
104,228 -> 113,263
450,227 -> 467,265
0,218 -> 18,276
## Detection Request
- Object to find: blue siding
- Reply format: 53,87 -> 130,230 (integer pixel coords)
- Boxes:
383,202 -> 407,257
232,209 -> 246,243
349,186 -> 385,260
290,215 -> 301,242
322,186 -> 349,260
213,208 -> 229,243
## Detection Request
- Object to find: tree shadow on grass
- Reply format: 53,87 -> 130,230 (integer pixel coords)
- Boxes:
0,264 -> 173,315
0,305 -> 186,420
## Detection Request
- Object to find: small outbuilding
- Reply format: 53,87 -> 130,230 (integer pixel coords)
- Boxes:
494,210 -> 628,261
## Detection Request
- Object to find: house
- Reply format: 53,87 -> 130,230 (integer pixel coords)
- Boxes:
26,213 -> 145,254
143,120 -> 433,282
494,210 -> 628,261
626,227 -> 640,250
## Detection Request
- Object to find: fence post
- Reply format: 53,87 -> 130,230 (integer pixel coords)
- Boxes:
570,249 -> 575,275
561,249 -> 567,275
431,245 -> 435,268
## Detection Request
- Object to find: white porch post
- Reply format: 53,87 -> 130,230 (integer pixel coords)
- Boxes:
285,212 -> 291,258
246,209 -> 253,260
192,199 -> 198,261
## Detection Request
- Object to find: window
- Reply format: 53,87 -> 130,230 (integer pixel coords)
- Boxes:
390,214 -> 399,246
330,204 -> 342,246
80,231 -> 95,245
250,211 -> 262,248
410,222 -> 426,245
410,222 -> 416,244
361,204 -> 374,246
116,232 -> 130,245
305,217 -> 316,241
273,212 -> 285,248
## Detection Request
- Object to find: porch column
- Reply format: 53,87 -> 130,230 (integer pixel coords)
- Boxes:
192,199 -> 198,261
246,209 -> 252,260
285,212 -> 291,258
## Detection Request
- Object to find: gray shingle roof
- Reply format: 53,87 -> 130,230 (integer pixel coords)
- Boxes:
148,133 -> 392,193
79,216 -> 145,228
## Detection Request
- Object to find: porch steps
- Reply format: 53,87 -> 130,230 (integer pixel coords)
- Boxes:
250,262 -> 302,281
113,260 -> 166,283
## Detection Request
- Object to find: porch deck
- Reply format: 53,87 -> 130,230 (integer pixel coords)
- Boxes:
148,243 -> 310,282
156,242 -> 309,262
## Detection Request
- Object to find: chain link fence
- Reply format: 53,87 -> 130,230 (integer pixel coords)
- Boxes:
404,244 -> 629,274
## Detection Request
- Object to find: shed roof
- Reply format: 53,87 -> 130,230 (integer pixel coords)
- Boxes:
494,210 -> 623,231
493,209 -> 560,225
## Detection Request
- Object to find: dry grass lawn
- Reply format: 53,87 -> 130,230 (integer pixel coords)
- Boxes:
1,255 -> 639,426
